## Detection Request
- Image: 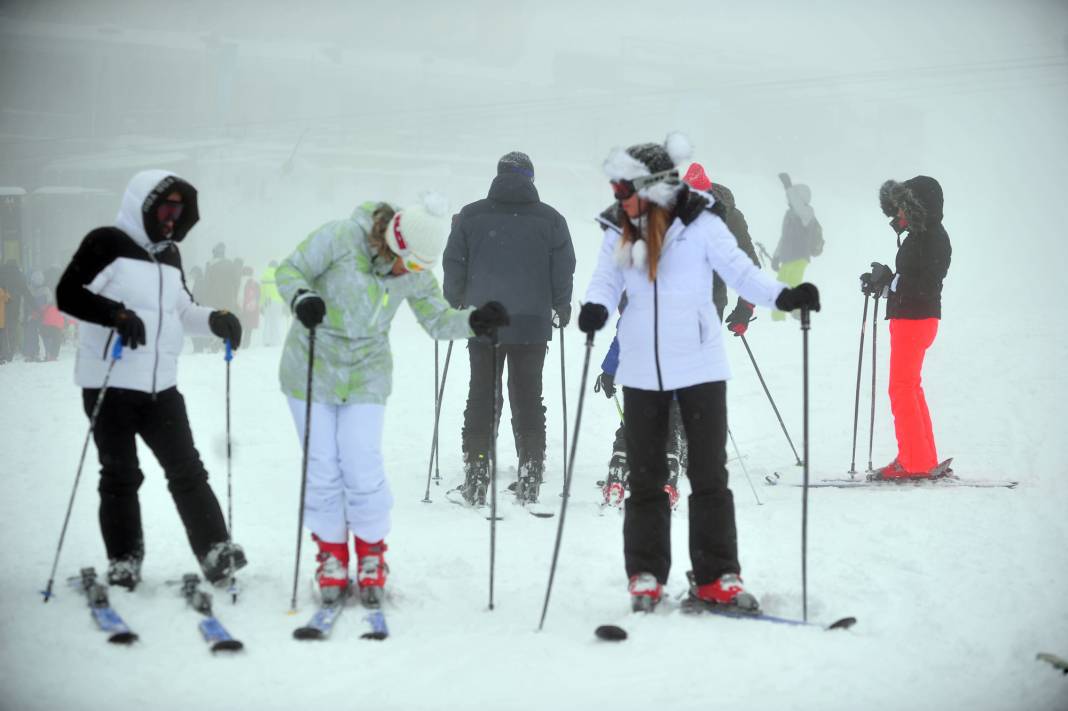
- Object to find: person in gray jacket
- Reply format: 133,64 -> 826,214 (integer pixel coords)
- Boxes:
771,173 -> 823,320
443,152 -> 576,506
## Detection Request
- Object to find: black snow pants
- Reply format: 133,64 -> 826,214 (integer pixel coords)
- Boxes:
82,386 -> 229,562
622,381 -> 739,586
461,340 -> 547,468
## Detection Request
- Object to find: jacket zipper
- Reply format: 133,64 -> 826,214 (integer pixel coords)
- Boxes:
653,278 -> 664,391
151,259 -> 163,398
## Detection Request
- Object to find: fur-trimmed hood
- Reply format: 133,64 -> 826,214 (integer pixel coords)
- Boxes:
879,176 -> 943,230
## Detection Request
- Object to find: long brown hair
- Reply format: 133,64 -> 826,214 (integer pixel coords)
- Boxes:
368,202 -> 397,260
621,203 -> 671,281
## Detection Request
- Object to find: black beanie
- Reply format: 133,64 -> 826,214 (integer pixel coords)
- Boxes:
497,151 -> 534,179
626,143 -> 675,175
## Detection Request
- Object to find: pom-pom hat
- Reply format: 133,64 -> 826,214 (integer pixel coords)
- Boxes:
385,192 -> 450,272
603,132 -> 694,207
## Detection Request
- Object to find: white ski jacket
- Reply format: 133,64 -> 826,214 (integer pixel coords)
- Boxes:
57,170 -> 215,393
584,208 -> 785,391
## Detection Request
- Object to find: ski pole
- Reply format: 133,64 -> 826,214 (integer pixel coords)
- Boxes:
42,337 -> 124,602
433,342 -> 442,484
739,334 -> 802,466
422,341 -> 454,503
727,428 -> 762,506
800,306 -> 812,622
224,339 -> 238,603
538,330 -> 595,631
489,331 -> 500,611
613,393 -> 624,422
848,293 -> 870,476
867,296 -> 880,472
289,328 -> 316,613
558,320 -> 568,498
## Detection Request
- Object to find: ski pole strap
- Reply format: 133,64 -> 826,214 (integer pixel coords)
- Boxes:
225,339 -> 233,362
111,338 -> 124,360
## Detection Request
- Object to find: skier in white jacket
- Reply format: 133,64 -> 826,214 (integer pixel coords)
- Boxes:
578,135 -> 820,613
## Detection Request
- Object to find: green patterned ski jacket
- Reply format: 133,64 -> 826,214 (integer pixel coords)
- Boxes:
277,204 -> 474,405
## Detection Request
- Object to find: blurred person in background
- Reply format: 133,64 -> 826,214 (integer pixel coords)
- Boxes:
0,260 -> 32,362
239,265 -> 260,348
771,173 -> 824,321
259,259 -> 286,347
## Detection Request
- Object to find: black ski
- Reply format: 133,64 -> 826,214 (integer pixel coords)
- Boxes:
180,573 -> 243,652
70,567 -> 138,645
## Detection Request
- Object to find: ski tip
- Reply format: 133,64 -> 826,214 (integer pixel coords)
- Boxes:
211,639 -> 244,653
360,631 -> 388,641
108,631 -> 139,645
594,624 -> 628,642
293,627 -> 325,641
827,616 -> 857,631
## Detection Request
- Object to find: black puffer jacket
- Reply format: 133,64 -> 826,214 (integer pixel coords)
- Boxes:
442,173 -> 575,344
879,175 -> 952,319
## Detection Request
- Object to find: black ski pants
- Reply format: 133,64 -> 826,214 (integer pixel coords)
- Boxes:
622,381 -> 739,586
461,340 -> 547,464
82,386 -> 229,561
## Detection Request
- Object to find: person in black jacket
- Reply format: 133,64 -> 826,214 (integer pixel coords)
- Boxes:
443,152 -> 576,506
861,175 -> 952,479
56,169 -> 246,590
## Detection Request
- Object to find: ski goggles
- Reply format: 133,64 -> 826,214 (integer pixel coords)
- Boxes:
610,168 -> 680,202
610,179 -> 636,201
156,199 -> 184,223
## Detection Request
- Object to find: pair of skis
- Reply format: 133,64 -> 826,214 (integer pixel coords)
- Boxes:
67,567 -> 243,652
293,588 -> 389,641
766,459 -> 1018,489
444,485 -> 555,519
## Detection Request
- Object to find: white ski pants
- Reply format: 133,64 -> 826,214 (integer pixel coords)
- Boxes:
287,397 -> 393,544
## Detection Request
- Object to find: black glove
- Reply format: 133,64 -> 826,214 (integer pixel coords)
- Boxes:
554,304 -> 571,329
593,372 -> 616,399
295,293 -> 326,329
209,310 -> 242,350
869,262 -> 894,291
724,298 -> 755,337
578,303 -> 609,334
469,301 -> 510,337
775,283 -> 821,313
110,308 -> 146,349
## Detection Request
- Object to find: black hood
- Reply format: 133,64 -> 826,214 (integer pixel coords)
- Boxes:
487,172 -> 539,205
880,175 -> 944,230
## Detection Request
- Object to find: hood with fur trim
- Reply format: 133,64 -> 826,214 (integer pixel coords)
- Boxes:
115,169 -> 199,248
879,175 -> 943,230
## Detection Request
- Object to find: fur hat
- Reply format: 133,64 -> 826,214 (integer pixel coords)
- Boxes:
879,176 -> 944,228
602,132 -> 694,207
385,192 -> 450,272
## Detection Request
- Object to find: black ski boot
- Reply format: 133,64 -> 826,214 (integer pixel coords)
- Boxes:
106,554 -> 142,591
461,453 -> 490,506
516,458 -> 544,505
199,541 -> 248,586
599,452 -> 628,507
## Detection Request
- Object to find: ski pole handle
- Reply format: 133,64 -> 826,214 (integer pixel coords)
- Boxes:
111,338 -> 124,360
224,339 -> 233,362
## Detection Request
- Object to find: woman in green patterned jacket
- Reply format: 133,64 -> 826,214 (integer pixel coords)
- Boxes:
276,195 -> 508,605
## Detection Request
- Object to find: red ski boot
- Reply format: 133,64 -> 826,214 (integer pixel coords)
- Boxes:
354,537 -> 388,608
694,573 -> 760,612
313,535 -> 349,604
628,572 -> 663,613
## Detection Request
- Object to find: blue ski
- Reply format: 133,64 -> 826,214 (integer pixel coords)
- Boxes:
294,600 -> 345,640
361,609 -> 389,640
181,573 -> 244,652
71,568 -> 138,645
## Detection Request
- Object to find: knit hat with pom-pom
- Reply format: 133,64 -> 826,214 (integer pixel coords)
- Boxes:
385,192 -> 451,271
603,132 -> 694,207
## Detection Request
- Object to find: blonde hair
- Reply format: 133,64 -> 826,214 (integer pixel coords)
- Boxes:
368,203 -> 397,261
621,204 -> 671,281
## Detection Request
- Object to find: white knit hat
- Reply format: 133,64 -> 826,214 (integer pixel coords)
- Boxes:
385,192 -> 450,272
602,131 -> 694,207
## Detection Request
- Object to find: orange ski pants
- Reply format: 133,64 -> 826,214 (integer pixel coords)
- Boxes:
888,318 -> 939,473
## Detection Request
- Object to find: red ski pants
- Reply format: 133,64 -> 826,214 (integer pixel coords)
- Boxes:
888,318 -> 939,472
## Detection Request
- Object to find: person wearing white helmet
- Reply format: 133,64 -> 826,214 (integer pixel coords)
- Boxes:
276,195 -> 508,606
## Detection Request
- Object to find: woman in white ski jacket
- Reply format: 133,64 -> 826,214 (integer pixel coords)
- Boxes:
578,135 -> 820,612
55,169 -> 246,590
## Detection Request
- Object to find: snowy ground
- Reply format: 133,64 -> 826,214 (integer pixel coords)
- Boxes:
2,259 -> 1067,710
